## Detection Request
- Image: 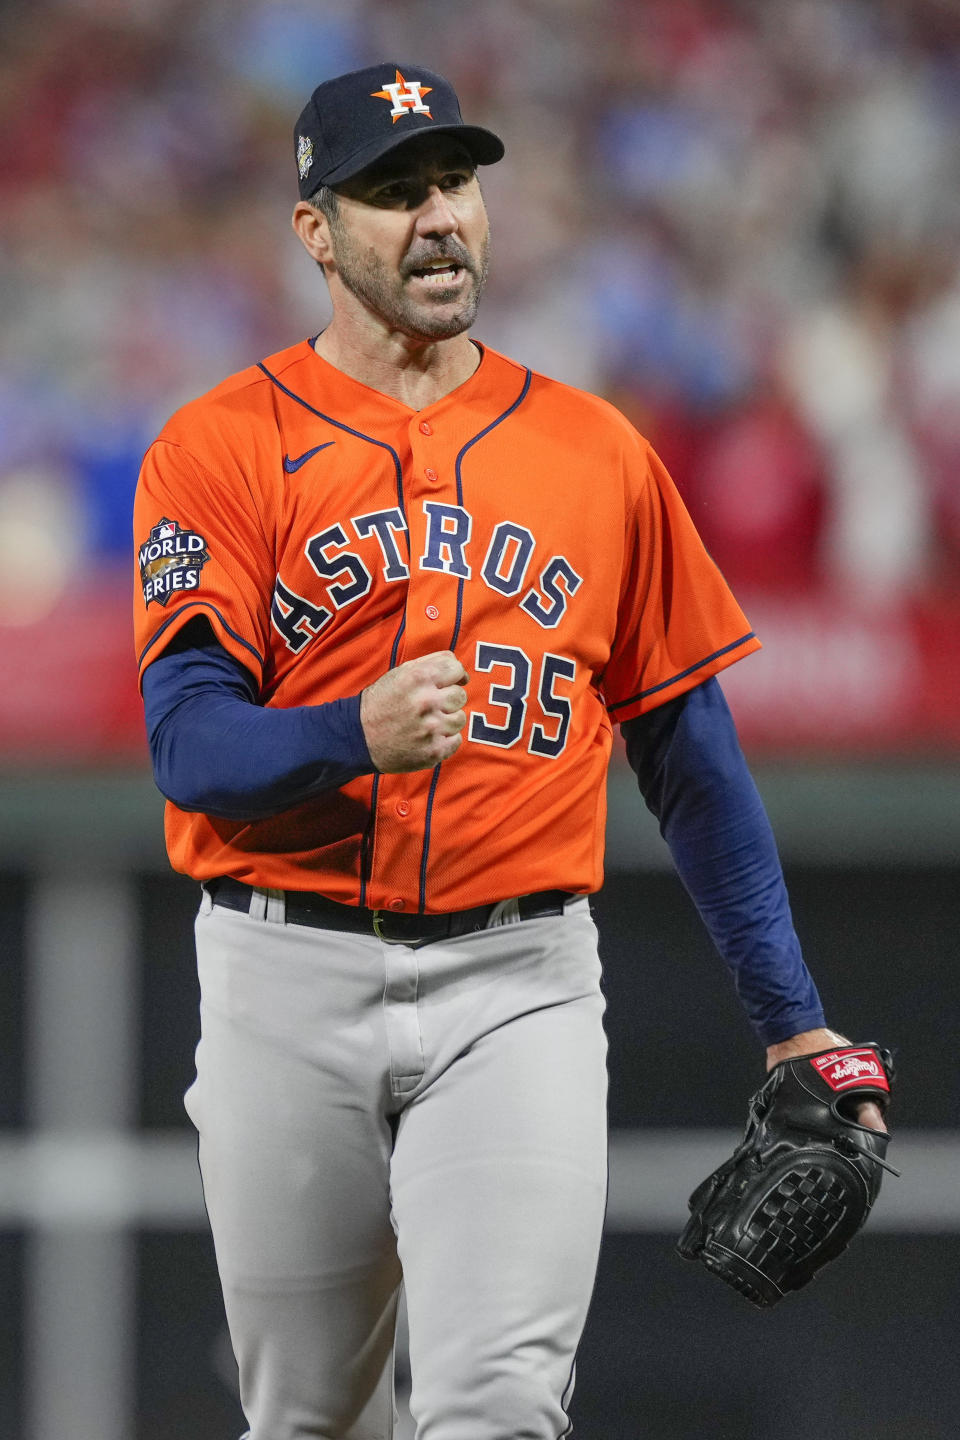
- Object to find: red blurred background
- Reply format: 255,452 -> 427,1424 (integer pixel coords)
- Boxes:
1,0 -> 958,763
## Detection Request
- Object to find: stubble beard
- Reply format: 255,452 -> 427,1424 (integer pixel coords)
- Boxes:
329,222 -> 490,341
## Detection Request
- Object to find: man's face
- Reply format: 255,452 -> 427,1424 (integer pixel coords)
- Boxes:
323,138 -> 490,340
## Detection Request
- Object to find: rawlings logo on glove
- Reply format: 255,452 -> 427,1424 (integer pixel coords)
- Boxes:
676,1043 -> 897,1308
812,1049 -> 890,1092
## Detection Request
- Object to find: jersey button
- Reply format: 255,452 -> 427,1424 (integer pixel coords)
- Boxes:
419,421 -> 432,436
424,466 -> 438,482
395,800 -> 410,817
388,897 -> 405,911
425,604 -> 440,620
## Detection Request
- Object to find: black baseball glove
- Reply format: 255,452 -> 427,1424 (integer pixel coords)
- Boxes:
676,1042 -> 896,1307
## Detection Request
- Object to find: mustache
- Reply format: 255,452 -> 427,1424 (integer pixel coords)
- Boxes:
402,240 -> 475,277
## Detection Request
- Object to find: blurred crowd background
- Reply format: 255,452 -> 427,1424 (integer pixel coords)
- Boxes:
2,0 -> 960,758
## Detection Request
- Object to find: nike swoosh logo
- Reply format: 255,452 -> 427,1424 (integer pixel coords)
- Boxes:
282,442 -> 335,473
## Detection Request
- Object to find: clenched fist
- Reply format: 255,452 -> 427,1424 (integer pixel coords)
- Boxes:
360,650 -> 469,773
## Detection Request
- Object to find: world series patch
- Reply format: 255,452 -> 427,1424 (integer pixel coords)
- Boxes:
139,517 -> 210,607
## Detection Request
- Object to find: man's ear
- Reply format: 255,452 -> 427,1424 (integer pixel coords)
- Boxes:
292,203 -> 334,267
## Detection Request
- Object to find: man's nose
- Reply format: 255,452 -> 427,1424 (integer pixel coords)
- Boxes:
415,186 -> 458,236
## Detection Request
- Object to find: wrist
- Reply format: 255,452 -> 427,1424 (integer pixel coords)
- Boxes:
765,1027 -> 849,1072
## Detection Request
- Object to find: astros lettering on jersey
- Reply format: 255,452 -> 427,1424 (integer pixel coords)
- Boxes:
133,340 -> 760,912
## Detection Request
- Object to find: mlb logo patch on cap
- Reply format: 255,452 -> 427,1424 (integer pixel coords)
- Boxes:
296,134 -> 314,181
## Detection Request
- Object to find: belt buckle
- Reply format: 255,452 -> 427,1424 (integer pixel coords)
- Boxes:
372,908 -> 429,946
372,909 -> 410,945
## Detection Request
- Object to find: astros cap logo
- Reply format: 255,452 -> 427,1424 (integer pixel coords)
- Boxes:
371,69 -> 433,123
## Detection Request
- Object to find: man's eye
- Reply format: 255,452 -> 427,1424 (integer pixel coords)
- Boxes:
376,183 -> 409,201
442,172 -> 470,189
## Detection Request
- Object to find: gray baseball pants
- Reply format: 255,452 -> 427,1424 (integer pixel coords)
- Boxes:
186,888 -> 609,1440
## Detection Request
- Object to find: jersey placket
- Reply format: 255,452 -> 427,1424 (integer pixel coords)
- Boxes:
365,414 -> 460,916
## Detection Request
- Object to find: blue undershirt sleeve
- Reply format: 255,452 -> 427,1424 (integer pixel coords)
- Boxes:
142,635 -> 375,820
621,677 -> 825,1047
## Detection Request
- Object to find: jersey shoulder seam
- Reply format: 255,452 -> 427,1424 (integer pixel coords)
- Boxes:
156,340 -> 311,437
146,436 -> 238,488
521,363 -> 652,437
144,436 -> 275,559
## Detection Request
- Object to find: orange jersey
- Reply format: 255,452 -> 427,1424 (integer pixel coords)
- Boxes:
133,340 -> 760,910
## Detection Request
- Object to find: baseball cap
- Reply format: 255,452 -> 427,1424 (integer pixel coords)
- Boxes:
294,63 -> 505,198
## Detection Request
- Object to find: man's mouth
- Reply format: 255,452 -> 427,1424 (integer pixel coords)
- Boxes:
407,258 -> 467,287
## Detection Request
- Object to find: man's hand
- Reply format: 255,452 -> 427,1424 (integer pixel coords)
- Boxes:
678,1038 -> 895,1306
766,1027 -> 887,1133
360,650 -> 469,773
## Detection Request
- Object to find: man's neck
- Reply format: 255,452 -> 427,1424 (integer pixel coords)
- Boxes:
312,319 -> 480,411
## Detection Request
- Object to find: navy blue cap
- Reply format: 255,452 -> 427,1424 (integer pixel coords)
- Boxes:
294,63 -> 505,198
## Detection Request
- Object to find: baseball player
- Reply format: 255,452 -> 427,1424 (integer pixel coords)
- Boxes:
133,64 -> 886,1440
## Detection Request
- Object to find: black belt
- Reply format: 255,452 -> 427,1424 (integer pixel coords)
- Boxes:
205,876 -> 574,946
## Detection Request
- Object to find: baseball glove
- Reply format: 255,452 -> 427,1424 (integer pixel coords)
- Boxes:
676,1043 -> 897,1307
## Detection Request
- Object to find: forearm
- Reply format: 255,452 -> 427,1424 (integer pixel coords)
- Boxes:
622,678 -> 826,1047
142,641 -> 375,819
